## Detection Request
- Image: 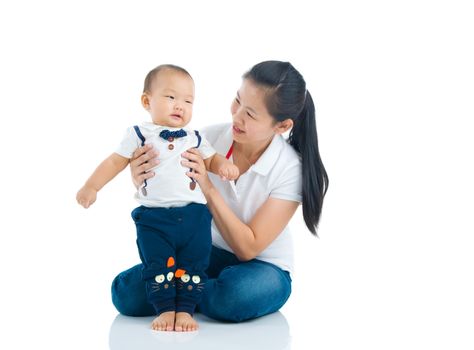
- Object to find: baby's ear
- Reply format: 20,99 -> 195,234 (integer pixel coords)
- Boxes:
141,93 -> 150,110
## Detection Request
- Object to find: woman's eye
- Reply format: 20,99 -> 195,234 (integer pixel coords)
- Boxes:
247,112 -> 255,119
235,98 -> 240,105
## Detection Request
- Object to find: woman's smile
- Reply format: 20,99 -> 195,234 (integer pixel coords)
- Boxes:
232,125 -> 245,134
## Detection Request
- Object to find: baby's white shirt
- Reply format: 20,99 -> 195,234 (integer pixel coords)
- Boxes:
115,122 -> 216,207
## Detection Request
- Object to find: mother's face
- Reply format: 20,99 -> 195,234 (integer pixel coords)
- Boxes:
230,79 -> 278,144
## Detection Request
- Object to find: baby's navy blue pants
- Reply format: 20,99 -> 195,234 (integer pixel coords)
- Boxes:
131,203 -> 212,315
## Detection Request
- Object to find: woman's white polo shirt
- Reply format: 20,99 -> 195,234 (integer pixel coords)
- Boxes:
201,123 -> 303,276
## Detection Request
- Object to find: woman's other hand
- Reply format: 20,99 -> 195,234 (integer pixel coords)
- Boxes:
181,148 -> 214,195
130,144 -> 160,188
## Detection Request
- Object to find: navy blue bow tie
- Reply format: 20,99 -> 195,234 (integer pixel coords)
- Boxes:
159,129 -> 187,140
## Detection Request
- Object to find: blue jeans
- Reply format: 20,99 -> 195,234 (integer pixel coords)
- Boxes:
111,246 -> 292,322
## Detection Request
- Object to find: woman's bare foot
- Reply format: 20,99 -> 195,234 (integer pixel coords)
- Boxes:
151,311 -> 176,331
175,312 -> 198,332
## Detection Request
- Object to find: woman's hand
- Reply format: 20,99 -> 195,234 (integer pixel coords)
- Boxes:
130,144 -> 160,189
181,148 -> 214,195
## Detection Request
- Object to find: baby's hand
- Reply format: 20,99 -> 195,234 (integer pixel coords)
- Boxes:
218,163 -> 240,181
76,186 -> 97,209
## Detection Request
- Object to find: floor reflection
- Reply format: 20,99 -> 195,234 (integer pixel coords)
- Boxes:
109,311 -> 291,350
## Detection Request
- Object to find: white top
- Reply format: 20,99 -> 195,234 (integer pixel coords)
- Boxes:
115,122 -> 216,207
201,123 -> 303,276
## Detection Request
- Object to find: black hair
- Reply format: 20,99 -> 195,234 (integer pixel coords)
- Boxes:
143,64 -> 192,93
243,61 -> 329,235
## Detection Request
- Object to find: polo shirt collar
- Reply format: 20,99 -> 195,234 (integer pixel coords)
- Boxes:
251,134 -> 284,176
216,125 -> 284,177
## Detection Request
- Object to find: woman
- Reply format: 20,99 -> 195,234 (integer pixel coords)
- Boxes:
111,60 -> 329,326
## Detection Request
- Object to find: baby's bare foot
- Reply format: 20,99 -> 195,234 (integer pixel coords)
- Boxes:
151,311 -> 176,331
175,312 -> 198,332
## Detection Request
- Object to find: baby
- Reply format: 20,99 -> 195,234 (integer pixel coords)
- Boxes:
77,64 -> 238,331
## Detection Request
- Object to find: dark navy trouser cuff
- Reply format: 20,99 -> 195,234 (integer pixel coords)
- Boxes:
153,299 -> 176,315
176,302 -> 196,315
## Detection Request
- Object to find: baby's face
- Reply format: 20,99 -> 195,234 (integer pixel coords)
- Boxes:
142,69 -> 194,128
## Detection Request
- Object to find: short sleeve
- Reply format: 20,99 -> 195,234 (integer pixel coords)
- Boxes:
115,126 -> 140,159
200,123 -> 230,146
269,162 -> 303,203
198,135 -> 216,159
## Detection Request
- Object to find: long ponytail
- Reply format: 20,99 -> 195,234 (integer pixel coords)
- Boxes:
244,61 -> 329,235
288,91 -> 328,234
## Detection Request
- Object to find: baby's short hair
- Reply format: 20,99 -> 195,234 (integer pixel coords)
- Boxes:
143,64 -> 192,93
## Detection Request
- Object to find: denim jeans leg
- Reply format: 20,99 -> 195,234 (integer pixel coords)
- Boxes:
199,259 -> 292,322
111,264 -> 155,316
205,245 -> 241,278
111,247 -> 292,321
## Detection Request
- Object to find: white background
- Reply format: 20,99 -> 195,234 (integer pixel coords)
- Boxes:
1,0 -> 473,349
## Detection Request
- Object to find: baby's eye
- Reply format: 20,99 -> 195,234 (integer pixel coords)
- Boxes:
181,274 -> 190,283
166,272 -> 174,281
166,95 -> 175,100
155,274 -> 165,283
192,275 -> 201,284
186,100 -> 193,104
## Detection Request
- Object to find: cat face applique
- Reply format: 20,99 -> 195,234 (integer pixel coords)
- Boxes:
149,257 -> 205,293
150,257 -> 177,293
176,269 -> 205,292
